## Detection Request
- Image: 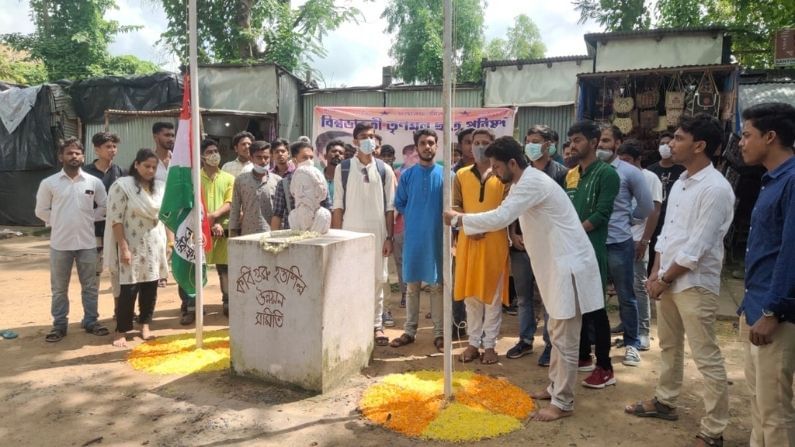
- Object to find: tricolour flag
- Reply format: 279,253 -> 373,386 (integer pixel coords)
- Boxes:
158,74 -> 211,294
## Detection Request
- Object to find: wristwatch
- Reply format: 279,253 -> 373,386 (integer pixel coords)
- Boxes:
762,309 -> 777,318
385,236 -> 395,241
658,273 -> 672,286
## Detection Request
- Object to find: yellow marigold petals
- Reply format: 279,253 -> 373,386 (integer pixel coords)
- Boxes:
127,330 -> 230,374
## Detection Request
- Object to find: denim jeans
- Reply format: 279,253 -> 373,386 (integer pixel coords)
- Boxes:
634,258 -> 651,336
510,249 -> 537,344
404,282 -> 443,338
607,238 -> 640,348
50,248 -> 99,331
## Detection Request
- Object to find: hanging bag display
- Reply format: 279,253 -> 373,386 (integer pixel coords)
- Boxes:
613,80 -> 634,114
690,70 -> 720,117
665,73 -> 685,110
636,76 -> 660,110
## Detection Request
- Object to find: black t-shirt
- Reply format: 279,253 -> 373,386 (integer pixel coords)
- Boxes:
83,160 -> 126,237
647,161 -> 686,234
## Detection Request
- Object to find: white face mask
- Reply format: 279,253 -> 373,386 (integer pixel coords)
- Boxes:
358,138 -> 376,155
472,144 -> 488,163
596,149 -> 613,162
204,152 -> 221,167
252,164 -> 269,175
659,144 -> 672,159
297,159 -> 314,168
524,143 -> 544,162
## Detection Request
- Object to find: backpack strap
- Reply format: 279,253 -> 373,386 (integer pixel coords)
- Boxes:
375,158 -> 387,212
340,158 -> 352,210
283,176 -> 292,214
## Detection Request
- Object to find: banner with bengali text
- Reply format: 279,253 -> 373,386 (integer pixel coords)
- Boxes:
311,106 -> 515,166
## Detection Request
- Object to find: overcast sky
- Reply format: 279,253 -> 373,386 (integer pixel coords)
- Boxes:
0,0 -> 602,87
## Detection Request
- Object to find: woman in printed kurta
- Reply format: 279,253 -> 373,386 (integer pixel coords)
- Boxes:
105,149 -> 168,347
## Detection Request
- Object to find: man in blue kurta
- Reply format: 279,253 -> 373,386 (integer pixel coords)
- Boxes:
390,128 -> 445,352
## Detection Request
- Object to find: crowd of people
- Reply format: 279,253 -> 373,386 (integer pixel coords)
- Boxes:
33,102 -> 794,446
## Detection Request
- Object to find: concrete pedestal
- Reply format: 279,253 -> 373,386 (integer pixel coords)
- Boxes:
228,229 -> 375,393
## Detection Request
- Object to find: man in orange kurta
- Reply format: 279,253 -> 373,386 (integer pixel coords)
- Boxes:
453,129 -> 509,364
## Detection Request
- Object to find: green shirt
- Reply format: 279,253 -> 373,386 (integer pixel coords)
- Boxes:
201,168 -> 235,265
565,160 -> 619,289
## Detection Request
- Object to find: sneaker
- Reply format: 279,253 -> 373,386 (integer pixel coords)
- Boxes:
180,311 -> 195,326
613,337 -> 625,348
506,341 -> 533,359
578,357 -> 595,372
611,324 -> 624,334
638,334 -> 651,351
623,346 -> 641,367
505,305 -> 518,316
383,310 -> 395,327
537,344 -> 551,366
399,293 -> 406,308
582,366 -> 617,389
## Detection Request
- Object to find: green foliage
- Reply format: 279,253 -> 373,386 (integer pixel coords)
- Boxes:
382,0 -> 485,84
485,38 -> 510,60
490,14 -> 546,60
0,45 -> 48,85
1,0 -> 159,82
158,0 -> 360,74
573,0 -> 650,31
104,55 -> 161,76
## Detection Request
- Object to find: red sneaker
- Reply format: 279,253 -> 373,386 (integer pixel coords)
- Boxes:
578,357 -> 595,372
582,366 -> 616,389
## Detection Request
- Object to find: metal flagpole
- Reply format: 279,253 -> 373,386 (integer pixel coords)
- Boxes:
441,0 -> 454,400
188,0 -> 204,349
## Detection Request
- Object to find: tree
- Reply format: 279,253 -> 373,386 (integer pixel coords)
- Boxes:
104,55 -> 161,77
1,0 -> 155,81
158,0 -> 361,74
382,0 -> 485,84
0,44 -> 48,85
572,0 -> 651,31
485,14 -> 546,60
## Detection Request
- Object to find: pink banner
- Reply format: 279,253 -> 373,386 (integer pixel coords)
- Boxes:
311,106 -> 515,166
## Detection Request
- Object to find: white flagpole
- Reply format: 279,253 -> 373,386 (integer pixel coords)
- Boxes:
188,0 -> 204,349
441,0 -> 454,400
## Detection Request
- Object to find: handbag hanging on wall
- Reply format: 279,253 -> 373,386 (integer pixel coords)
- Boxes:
690,70 -> 720,117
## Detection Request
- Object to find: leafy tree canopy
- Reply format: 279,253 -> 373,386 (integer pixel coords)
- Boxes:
0,44 -> 48,85
484,14 -> 546,60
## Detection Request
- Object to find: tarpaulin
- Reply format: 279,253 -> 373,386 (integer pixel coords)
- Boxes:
70,72 -> 183,123
0,86 -> 40,134
0,169 -> 58,226
0,86 -> 57,172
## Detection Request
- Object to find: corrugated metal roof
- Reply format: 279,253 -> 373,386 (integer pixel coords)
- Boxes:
584,27 -> 727,46
482,55 -> 591,68
577,63 -> 737,79
84,117 -> 177,170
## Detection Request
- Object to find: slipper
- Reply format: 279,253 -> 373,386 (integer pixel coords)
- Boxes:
459,345 -> 480,363
389,333 -> 415,348
1,330 -> 18,340
45,328 -> 65,343
625,398 -> 679,421
374,329 -> 389,347
85,324 -> 110,336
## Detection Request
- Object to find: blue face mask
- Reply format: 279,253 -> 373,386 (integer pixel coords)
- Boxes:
358,138 -> 376,155
524,143 -> 543,162
548,144 -> 557,156
473,145 -> 488,163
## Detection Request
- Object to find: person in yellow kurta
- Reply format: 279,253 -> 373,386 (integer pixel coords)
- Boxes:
177,139 -> 235,325
453,129 -> 509,364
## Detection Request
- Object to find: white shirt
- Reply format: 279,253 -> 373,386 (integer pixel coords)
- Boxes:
222,159 -> 253,178
35,168 -> 107,251
461,167 -> 604,320
632,169 -> 664,261
656,164 -> 735,295
155,157 -> 169,183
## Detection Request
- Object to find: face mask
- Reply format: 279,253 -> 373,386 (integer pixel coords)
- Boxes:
472,145 -> 488,163
358,138 -> 376,155
252,164 -> 269,175
548,144 -> 557,156
596,149 -> 613,162
659,144 -> 672,159
297,159 -> 314,168
204,153 -> 221,167
524,143 -> 544,162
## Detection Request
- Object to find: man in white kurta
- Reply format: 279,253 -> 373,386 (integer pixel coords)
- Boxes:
331,123 -> 396,346
445,136 -> 604,421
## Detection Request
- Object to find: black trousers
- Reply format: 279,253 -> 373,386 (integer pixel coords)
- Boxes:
579,308 -> 613,371
116,280 -> 158,333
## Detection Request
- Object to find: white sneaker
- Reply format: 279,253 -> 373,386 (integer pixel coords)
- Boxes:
623,346 -> 641,367
639,335 -> 651,351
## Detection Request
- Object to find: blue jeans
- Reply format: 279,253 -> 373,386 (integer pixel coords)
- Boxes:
50,248 -> 99,331
510,249 -> 551,346
607,238 -> 640,348
634,258 -> 651,336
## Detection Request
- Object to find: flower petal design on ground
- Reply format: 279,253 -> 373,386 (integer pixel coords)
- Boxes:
127,329 -> 230,374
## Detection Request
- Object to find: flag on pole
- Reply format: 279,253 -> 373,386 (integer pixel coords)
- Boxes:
159,75 -> 211,294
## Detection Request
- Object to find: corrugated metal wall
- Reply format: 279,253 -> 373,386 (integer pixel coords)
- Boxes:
514,105 -> 575,139
84,117 -> 177,170
385,88 -> 482,107
277,71 -> 302,141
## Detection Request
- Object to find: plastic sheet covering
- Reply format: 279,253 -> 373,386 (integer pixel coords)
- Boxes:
198,65 -> 278,114
484,60 -> 590,107
0,168 -> 58,225
0,86 -> 40,134
0,86 -> 57,171
70,72 -> 183,123
594,35 -> 723,73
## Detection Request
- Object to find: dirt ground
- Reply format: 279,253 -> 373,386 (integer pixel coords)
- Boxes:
0,233 -> 753,446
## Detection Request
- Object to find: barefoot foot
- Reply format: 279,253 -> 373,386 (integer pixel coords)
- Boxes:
140,324 -> 155,341
531,405 -> 573,422
112,335 -> 128,348
531,389 -> 552,400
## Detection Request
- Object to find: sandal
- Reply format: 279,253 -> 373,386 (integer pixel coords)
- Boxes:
374,329 -> 389,347
694,433 -> 723,447
481,348 -> 499,364
85,324 -> 110,336
390,333 -> 415,348
625,397 -> 679,421
45,328 -> 65,343
1,330 -> 18,340
459,345 -> 480,363
434,336 -> 444,353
